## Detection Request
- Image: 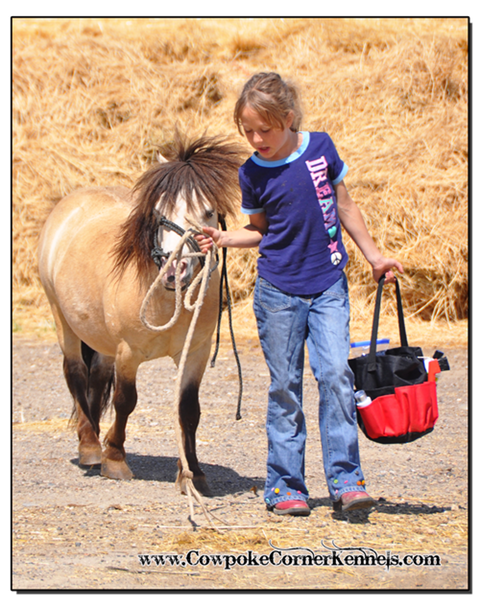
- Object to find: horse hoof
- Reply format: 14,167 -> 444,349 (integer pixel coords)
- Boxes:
78,444 -> 102,467
177,473 -> 211,497
101,457 -> 134,480
193,476 -> 212,497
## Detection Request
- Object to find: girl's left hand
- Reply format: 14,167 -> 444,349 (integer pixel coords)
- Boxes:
372,258 -> 404,284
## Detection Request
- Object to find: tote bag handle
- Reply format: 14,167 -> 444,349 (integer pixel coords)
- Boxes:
367,275 -> 408,371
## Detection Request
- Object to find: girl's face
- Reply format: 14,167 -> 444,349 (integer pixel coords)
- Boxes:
240,105 -> 298,162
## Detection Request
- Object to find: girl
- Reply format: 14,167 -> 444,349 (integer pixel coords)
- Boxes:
197,72 -> 403,516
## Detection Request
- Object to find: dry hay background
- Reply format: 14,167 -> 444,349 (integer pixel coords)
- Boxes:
13,18 -> 469,346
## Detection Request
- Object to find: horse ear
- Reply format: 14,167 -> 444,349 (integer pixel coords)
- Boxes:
157,152 -> 168,164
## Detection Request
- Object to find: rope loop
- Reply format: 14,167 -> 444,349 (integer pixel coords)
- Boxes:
139,225 -> 217,333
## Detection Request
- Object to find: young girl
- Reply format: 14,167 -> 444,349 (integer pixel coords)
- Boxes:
197,72 -> 403,516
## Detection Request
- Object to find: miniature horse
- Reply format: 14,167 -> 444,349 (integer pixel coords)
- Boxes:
37,135 -> 243,494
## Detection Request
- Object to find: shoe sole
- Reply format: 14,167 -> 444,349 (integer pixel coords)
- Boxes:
272,506 -> 311,516
341,497 -> 375,512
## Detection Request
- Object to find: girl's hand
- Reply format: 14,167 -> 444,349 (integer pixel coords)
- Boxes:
194,226 -> 222,253
195,215 -> 266,251
372,257 -> 404,284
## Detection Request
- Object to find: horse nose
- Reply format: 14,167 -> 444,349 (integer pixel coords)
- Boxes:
161,258 -> 190,288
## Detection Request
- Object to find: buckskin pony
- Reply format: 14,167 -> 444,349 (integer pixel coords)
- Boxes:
37,135 -> 243,495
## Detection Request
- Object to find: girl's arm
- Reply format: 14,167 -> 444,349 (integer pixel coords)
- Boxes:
335,180 -> 403,283
196,212 -> 268,251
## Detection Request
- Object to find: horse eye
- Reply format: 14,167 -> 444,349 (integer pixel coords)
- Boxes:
205,209 -> 215,219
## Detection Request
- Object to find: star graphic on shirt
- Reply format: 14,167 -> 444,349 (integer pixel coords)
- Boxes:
328,241 -> 339,253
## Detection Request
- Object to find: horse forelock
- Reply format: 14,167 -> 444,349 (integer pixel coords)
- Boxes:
147,135 -> 244,217
113,135 -> 245,281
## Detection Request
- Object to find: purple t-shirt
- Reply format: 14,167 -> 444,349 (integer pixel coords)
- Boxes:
239,131 -> 349,295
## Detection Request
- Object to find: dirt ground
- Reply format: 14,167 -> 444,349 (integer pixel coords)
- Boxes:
11,335 -> 469,592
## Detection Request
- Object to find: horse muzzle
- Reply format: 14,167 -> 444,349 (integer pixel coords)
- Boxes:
151,215 -> 207,291
160,256 -> 195,290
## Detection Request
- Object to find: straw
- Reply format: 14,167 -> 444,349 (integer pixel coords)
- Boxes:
13,18 -> 468,342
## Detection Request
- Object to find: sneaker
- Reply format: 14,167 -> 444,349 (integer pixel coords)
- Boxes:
333,491 -> 375,512
272,500 -> 310,516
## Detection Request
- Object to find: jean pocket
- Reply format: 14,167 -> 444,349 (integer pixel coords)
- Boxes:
256,278 -> 292,312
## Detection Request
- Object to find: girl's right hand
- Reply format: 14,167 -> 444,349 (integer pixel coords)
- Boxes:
195,226 -> 222,253
195,216 -> 266,251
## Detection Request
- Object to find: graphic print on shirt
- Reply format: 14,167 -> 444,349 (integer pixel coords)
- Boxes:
306,156 -> 343,266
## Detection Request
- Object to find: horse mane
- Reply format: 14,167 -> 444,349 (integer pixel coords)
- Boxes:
113,133 -> 245,280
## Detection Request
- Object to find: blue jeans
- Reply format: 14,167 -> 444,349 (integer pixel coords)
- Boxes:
253,273 -> 367,507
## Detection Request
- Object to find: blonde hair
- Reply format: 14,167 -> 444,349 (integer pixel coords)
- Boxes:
234,72 -> 303,134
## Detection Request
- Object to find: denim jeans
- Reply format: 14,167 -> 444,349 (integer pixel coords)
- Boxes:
253,273 -> 367,507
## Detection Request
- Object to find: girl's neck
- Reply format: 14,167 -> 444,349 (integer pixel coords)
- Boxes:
290,131 -> 303,156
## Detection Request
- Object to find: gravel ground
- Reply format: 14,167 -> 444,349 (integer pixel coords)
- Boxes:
12,336 -> 469,591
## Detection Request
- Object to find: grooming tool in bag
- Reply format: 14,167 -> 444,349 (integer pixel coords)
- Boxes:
348,276 -> 449,444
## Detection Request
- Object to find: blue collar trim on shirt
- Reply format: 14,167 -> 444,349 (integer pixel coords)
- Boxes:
250,131 -> 310,167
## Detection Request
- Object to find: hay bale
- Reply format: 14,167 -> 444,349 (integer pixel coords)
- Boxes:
12,18 -> 468,339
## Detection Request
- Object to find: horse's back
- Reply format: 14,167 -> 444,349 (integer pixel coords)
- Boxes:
38,187 -> 131,280
38,186 -> 136,354
40,186 -> 132,237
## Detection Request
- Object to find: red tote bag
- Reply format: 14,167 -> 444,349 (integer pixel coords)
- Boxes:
349,276 -> 448,444
357,381 -> 439,443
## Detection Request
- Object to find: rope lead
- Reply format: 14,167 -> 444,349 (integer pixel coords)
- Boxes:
139,215 -> 243,526
210,216 -> 243,420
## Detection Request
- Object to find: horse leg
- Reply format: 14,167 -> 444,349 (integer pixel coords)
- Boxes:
63,355 -> 104,466
49,302 -> 103,466
101,342 -> 140,480
77,343 -> 115,466
174,342 -> 211,496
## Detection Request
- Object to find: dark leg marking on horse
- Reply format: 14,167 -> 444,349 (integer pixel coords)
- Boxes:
64,343 -> 115,467
63,354 -> 104,466
177,382 -> 211,496
83,343 -> 115,426
63,356 -> 99,435
101,378 -> 137,480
